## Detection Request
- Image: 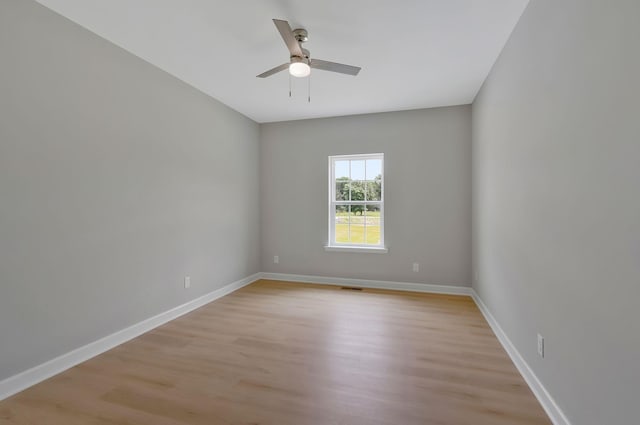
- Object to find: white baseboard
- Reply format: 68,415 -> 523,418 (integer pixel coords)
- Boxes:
0,272 -> 261,401
261,272 -> 473,296
470,290 -> 571,425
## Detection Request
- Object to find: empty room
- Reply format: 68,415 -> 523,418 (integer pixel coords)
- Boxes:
1,1 -> 638,424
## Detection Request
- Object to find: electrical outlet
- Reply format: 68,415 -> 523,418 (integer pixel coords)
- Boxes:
412,262 -> 419,272
273,255 -> 279,264
184,276 -> 191,289
537,333 -> 544,358
474,272 -> 479,284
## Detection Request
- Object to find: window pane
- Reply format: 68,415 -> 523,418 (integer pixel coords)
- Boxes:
365,205 -> 381,245
365,204 -> 381,215
335,161 -> 349,179
349,180 -> 365,201
365,180 -> 382,201
351,203 -> 365,216
335,179 -> 349,201
351,160 -> 365,180
335,205 -> 349,243
365,216 -> 381,245
366,159 -> 382,180
350,206 -> 366,244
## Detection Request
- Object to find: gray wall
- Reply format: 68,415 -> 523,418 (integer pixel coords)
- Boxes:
0,0 -> 260,381
261,106 -> 471,286
472,1 -> 640,424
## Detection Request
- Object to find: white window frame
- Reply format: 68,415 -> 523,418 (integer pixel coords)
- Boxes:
326,153 -> 387,253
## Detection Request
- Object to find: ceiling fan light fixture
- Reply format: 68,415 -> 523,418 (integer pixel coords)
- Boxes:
289,60 -> 310,78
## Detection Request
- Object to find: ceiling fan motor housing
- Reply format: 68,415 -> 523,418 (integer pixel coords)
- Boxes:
290,55 -> 310,66
293,29 -> 310,60
293,28 -> 308,43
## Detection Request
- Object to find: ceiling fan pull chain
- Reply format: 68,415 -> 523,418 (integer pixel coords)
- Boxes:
289,72 -> 292,98
308,72 -> 311,103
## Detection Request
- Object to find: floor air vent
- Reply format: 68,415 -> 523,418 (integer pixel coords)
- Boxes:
341,286 -> 363,291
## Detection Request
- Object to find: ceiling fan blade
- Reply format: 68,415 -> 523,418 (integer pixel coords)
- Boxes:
310,59 -> 361,76
273,19 -> 304,58
256,63 -> 289,78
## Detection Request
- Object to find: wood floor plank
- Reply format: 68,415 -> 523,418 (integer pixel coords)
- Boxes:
0,280 -> 551,424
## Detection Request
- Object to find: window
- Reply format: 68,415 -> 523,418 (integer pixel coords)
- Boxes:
327,153 -> 386,252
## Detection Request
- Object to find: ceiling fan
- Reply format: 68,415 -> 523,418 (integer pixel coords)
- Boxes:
257,19 -> 361,79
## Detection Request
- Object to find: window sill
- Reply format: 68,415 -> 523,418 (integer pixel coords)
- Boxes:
324,245 -> 388,254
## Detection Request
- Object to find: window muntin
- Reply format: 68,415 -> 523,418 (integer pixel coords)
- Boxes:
328,154 -> 384,249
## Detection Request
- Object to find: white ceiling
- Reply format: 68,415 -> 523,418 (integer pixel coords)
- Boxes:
36,0 -> 529,123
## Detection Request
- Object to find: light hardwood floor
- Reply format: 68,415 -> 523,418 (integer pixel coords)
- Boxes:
0,280 -> 551,425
